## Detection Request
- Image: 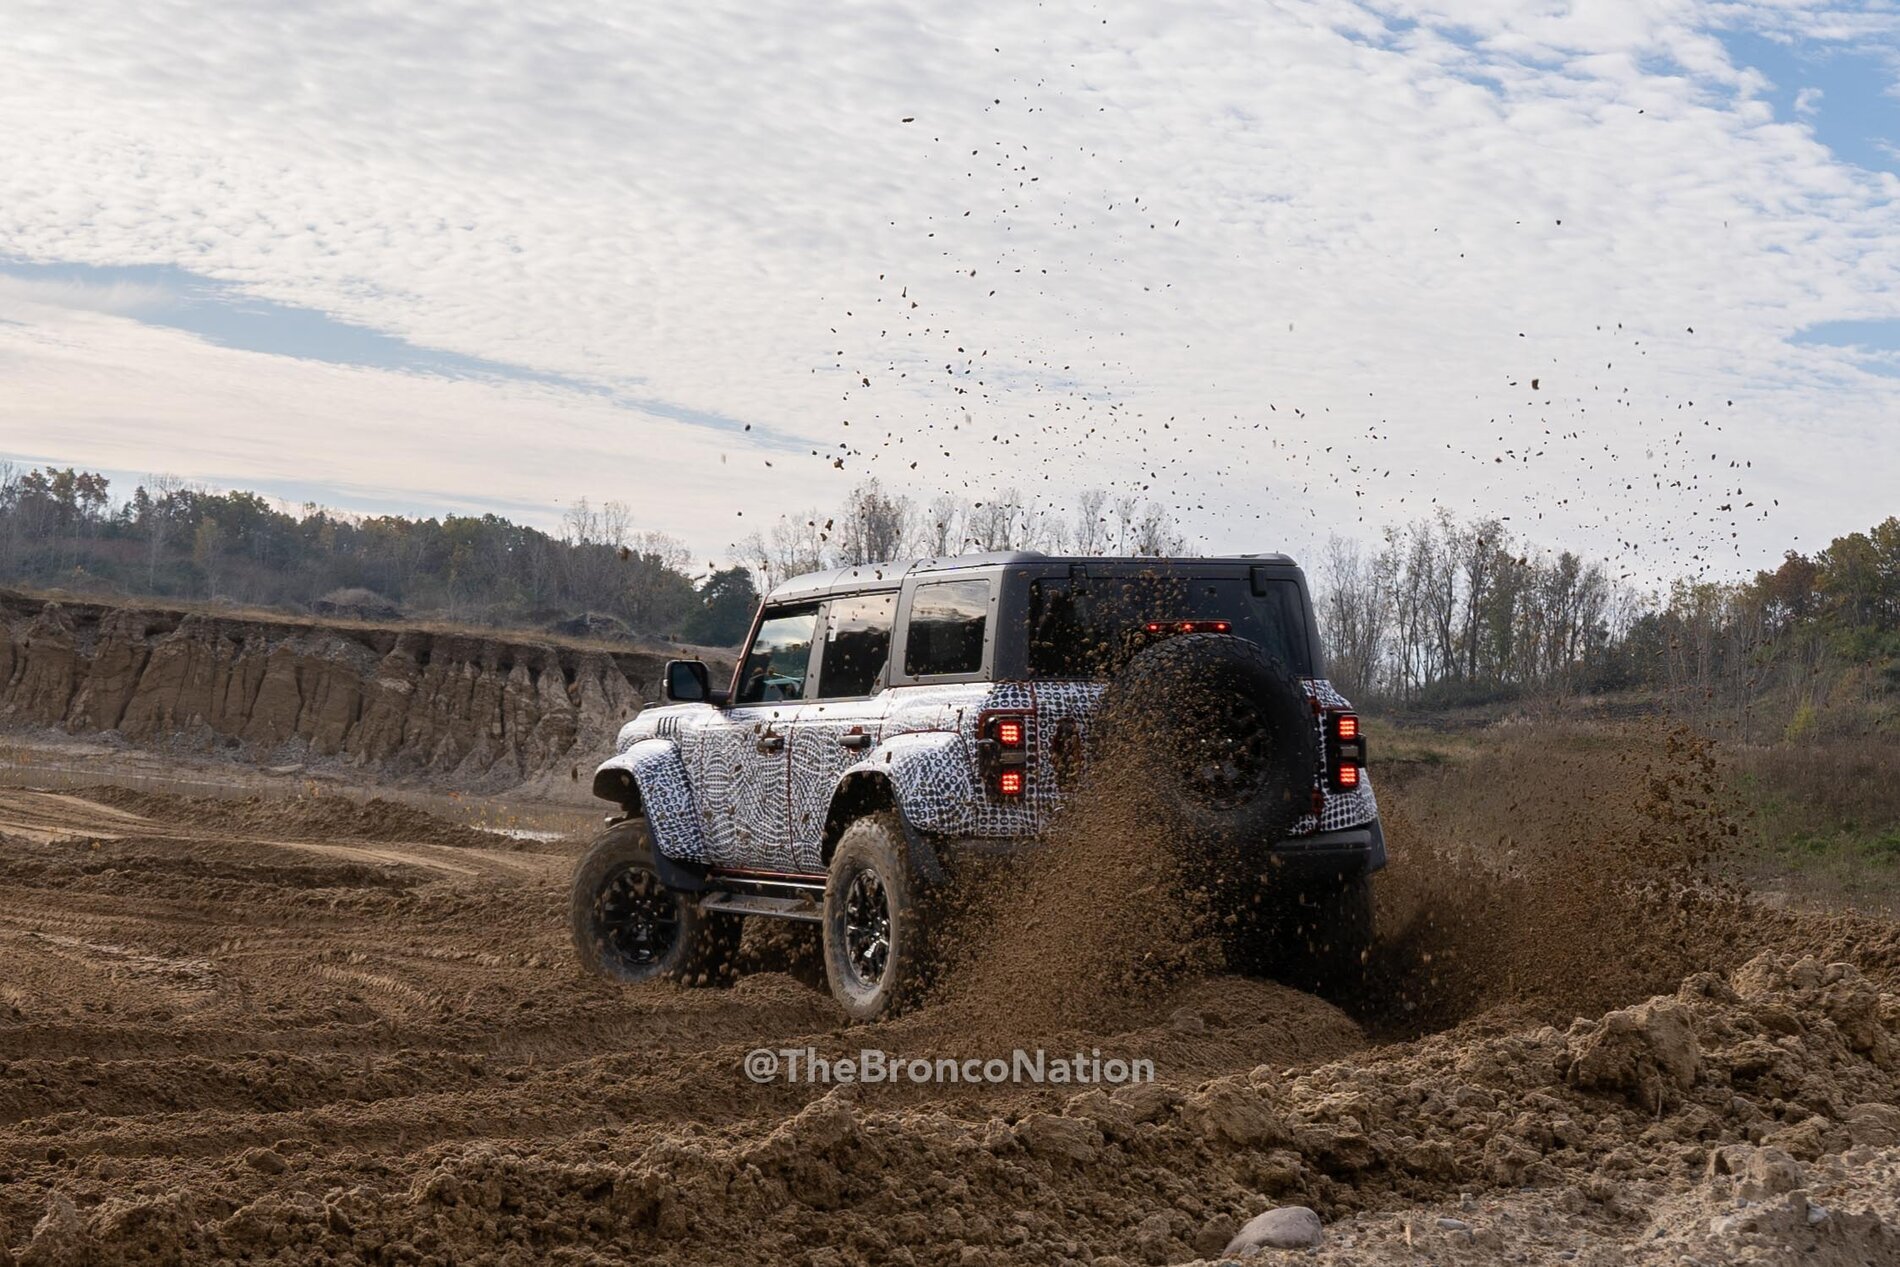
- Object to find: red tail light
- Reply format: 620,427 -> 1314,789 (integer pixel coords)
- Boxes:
1326,710 -> 1366,792
980,711 -> 1031,798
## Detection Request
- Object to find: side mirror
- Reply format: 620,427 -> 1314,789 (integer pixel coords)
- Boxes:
664,659 -> 711,703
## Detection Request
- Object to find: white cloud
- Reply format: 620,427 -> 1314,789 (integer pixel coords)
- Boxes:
0,0 -> 1897,576
0,275 -> 170,316
0,302 -> 789,549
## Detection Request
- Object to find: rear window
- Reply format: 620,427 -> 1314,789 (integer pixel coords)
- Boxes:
905,579 -> 990,676
1025,574 -> 1312,678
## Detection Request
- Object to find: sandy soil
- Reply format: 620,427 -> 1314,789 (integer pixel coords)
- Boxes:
0,744 -> 1894,1265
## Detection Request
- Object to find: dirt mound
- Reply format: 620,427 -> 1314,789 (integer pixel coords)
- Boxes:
11,948 -> 1894,1264
76,784 -> 514,850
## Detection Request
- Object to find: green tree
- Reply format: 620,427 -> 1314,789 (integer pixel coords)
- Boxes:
683,567 -> 758,646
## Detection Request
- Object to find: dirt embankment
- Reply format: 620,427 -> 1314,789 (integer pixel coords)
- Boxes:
0,590 -> 709,790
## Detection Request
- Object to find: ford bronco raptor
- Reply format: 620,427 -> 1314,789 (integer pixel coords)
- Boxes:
572,553 -> 1384,1018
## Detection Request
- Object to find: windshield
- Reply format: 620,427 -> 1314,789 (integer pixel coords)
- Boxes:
1025,574 -> 1312,678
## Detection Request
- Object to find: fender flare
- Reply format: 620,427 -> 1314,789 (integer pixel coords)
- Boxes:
830,730 -> 978,884
592,739 -> 710,866
845,730 -> 978,836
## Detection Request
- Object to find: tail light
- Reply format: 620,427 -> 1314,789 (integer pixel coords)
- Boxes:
1326,710 -> 1365,792
979,711 -> 1031,798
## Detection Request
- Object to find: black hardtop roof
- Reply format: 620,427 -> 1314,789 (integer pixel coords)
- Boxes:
765,552 -> 1302,603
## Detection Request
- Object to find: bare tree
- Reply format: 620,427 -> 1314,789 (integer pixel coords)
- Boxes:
1111,495 -> 1140,553
1318,534 -> 1391,700
1130,504 -> 1186,557
141,473 -> 186,587
1071,489 -> 1110,555
837,479 -> 914,566
969,489 -> 1029,552
922,495 -> 965,558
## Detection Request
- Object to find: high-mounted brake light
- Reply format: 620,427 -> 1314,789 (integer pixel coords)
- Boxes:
997,769 -> 1024,796
1142,619 -> 1231,635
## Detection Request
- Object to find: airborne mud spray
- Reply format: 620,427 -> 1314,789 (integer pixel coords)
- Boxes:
925,716 -> 1895,1051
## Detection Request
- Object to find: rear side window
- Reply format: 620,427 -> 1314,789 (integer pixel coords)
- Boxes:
905,579 -> 990,676
816,592 -> 896,698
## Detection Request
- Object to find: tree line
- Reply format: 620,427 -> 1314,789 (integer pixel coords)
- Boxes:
1318,508 -> 1900,732
735,482 -> 1188,590
0,464 -> 1186,647
0,462 -> 755,643
6,459 -> 1892,726
1317,511 -> 1636,705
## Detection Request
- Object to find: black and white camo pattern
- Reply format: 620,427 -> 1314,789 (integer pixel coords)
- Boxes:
599,675 -> 1377,867
1295,678 -> 1380,835
841,729 -> 977,835
595,737 -> 709,861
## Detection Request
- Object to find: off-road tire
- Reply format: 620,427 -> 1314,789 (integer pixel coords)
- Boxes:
1094,633 -> 1319,846
1225,871 -> 1374,996
823,813 -> 930,1020
570,819 -> 739,986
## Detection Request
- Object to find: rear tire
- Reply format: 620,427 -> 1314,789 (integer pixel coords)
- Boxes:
1224,871 -> 1374,997
570,819 -> 739,986
823,813 -> 930,1020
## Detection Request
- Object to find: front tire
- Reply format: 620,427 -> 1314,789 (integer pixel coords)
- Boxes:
823,814 -> 930,1020
570,819 -> 738,986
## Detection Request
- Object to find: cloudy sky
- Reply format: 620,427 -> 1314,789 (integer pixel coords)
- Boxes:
4,0 -> 1899,579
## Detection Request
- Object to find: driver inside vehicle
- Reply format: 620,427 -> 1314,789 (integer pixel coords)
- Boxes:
737,606 -> 817,703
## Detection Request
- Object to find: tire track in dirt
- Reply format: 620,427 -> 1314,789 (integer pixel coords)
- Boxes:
0,760 -> 1894,1265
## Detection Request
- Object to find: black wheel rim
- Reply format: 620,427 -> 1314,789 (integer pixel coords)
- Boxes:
1183,695 -> 1271,808
841,866 -> 891,989
596,864 -> 680,971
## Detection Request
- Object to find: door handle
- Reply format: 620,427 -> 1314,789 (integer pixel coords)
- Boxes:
839,733 -> 873,751
756,734 -> 785,754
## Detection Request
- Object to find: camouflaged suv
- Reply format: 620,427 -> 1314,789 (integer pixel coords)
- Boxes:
572,552 -> 1384,1017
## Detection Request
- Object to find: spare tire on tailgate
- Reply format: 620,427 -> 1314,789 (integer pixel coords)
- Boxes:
1091,633 -> 1317,844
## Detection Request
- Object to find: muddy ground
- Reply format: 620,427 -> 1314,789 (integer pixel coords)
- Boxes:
0,732 -> 1896,1265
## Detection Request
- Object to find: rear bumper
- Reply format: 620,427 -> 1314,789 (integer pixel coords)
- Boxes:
1267,819 -> 1386,876
925,817 -> 1386,877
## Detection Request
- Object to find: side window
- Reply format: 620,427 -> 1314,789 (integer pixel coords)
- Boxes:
905,579 -> 990,677
816,592 -> 897,699
735,605 -> 819,704
1249,579 -> 1313,674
